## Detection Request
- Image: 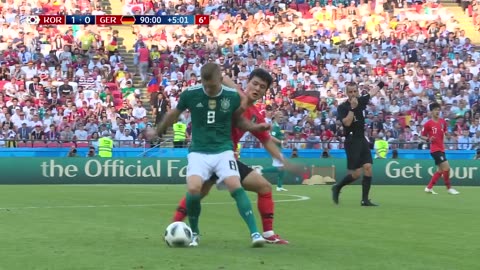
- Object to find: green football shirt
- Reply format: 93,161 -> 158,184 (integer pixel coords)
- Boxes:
270,122 -> 284,148
176,84 -> 240,154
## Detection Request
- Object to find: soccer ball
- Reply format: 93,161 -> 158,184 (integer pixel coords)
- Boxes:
164,222 -> 193,247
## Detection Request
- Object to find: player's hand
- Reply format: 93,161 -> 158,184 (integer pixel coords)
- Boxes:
251,123 -> 271,132
350,97 -> 358,110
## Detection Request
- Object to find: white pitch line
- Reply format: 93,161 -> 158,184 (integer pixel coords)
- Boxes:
0,194 -> 310,211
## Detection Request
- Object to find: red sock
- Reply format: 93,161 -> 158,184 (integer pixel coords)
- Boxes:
172,196 -> 187,222
427,171 -> 442,189
443,171 -> 451,189
257,192 -> 274,233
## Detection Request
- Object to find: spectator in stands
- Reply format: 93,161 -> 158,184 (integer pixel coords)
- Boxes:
474,149 -> 480,160
87,146 -> 97,157
67,146 -> 78,157
1,0 -> 479,152
153,92 -> 169,125
30,124 -> 45,140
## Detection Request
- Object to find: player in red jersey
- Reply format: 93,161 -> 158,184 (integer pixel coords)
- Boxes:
172,69 -> 296,244
420,103 -> 460,195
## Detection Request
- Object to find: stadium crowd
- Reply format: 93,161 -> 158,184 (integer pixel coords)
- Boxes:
0,0 -> 479,152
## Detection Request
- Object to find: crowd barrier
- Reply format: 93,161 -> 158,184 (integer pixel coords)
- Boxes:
1,158 -> 478,185
0,147 -> 476,159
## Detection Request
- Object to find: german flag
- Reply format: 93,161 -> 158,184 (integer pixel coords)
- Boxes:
121,16 -> 136,25
292,90 -> 320,111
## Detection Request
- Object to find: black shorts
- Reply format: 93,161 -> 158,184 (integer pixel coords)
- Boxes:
209,160 -> 253,182
431,151 -> 447,165
344,136 -> 373,170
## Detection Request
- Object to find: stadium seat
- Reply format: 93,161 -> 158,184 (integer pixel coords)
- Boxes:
32,141 -> 47,148
61,142 -> 76,148
46,142 -> 60,148
17,141 -> 31,148
76,142 -> 90,148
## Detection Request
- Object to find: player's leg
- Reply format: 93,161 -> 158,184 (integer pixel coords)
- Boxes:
359,139 -> 377,206
425,152 -> 445,194
237,161 -> 289,244
185,153 -> 212,246
216,151 -> 265,247
273,158 -> 286,191
332,140 -> 362,204
438,158 -> 460,194
359,162 -> 378,206
172,179 -> 215,222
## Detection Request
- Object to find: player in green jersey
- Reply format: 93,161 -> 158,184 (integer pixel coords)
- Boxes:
157,63 -> 269,247
262,111 -> 287,191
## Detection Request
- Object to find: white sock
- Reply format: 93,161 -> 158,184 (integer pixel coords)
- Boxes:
263,230 -> 275,238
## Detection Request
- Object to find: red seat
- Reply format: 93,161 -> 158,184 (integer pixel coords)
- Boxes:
62,142 -> 76,148
0,80 -> 7,90
32,141 -> 47,148
76,142 -> 90,148
17,141 -> 31,147
46,142 -> 60,148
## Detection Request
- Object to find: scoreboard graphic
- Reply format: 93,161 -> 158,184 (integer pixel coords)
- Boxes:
25,15 -> 210,25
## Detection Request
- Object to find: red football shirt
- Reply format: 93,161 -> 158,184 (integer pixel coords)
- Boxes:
232,105 -> 271,154
421,118 -> 447,153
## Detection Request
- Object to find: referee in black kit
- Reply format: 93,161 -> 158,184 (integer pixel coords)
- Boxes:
332,82 -> 380,206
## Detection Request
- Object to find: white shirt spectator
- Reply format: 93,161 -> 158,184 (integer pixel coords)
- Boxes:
90,96 -> 103,108
74,129 -> 89,141
88,60 -> 103,71
4,82 -> 19,97
21,66 -> 37,80
119,132 -> 134,146
132,105 -> 147,120
457,135 -> 472,150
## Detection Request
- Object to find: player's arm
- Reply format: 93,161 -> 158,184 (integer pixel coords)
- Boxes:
420,123 -> 430,141
256,133 -> 303,174
270,136 -> 282,144
233,108 -> 270,132
156,108 -> 182,136
232,93 -> 269,132
157,92 -> 187,135
263,138 -> 286,163
222,76 -> 238,90
339,104 -> 355,127
223,76 -> 248,109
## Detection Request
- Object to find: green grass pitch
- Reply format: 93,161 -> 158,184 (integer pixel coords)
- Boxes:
0,185 -> 479,270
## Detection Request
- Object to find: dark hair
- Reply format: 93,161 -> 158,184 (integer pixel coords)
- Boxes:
429,102 -> 441,111
248,68 -> 274,89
